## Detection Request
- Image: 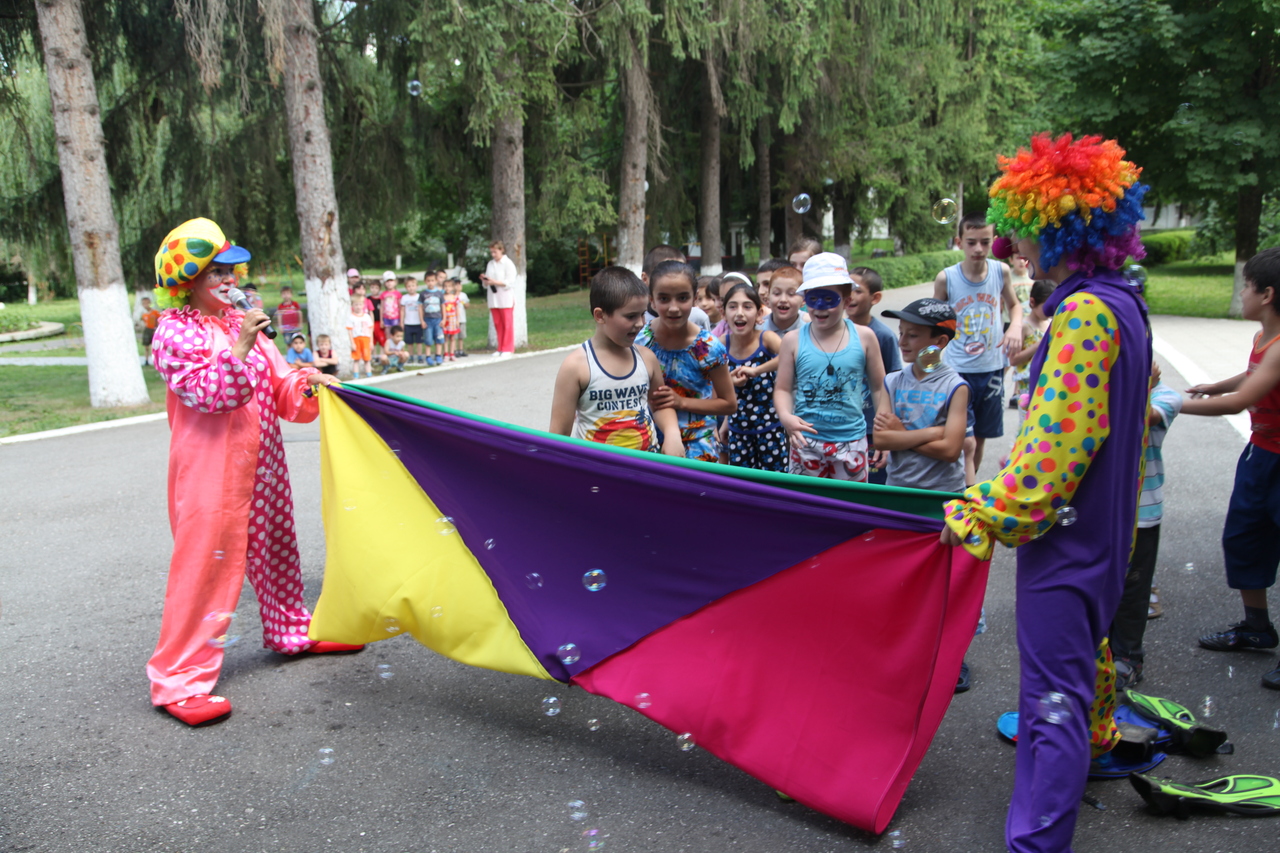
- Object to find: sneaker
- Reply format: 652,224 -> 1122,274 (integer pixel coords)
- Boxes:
458,351 -> 469,357
1115,658 -> 1144,690
1198,621 -> 1279,652
1263,662 -> 1280,691
954,661 -> 971,694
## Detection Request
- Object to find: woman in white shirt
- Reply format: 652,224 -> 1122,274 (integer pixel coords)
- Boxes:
479,240 -> 517,356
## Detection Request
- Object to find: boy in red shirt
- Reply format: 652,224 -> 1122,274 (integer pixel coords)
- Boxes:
1182,246 -> 1280,689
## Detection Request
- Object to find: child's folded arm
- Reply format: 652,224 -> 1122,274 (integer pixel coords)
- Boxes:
943,294 -> 1120,559
911,387 -> 970,462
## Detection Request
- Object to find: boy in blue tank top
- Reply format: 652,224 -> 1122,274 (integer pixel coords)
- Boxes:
933,212 -> 1023,481
550,267 -> 684,456
774,253 -> 889,481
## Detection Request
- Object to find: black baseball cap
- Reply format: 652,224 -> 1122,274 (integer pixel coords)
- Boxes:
882,298 -> 957,337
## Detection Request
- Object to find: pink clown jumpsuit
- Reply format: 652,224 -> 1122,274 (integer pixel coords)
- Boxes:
147,306 -> 321,706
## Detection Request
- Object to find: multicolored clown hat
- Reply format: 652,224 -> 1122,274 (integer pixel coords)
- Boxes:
987,133 -> 1149,274
153,218 -> 251,300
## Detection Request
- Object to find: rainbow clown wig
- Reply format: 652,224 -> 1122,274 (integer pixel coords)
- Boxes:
987,133 -> 1149,275
153,218 -> 251,309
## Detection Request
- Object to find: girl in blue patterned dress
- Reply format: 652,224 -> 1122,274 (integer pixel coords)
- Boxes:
638,260 -> 737,461
718,282 -> 788,471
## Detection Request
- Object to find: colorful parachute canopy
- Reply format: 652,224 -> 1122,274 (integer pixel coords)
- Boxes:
310,384 -> 989,833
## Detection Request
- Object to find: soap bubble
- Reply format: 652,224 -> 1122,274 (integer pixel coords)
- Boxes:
1228,665 -> 1235,679
317,748 -> 335,766
387,439 -> 402,456
207,633 -> 240,649
1123,264 -> 1147,288
376,663 -> 394,680
1038,692 -> 1073,725
453,58 -> 461,67
1056,506 -> 1078,527
581,827 -> 605,850
587,718 -> 601,732
791,193 -> 812,215
1175,103 -> 1193,126
643,180 -> 650,192
931,198 -> 958,225
916,345 -> 942,374
1184,562 -> 1196,572
436,516 -> 456,535
1039,815 -> 1052,828
634,692 -> 652,709
542,696 -> 562,716
557,643 -> 581,665
567,800 -> 588,821
590,486 -> 600,493
582,569 -> 607,592
1273,710 -> 1279,730
1232,129 -> 1247,146
430,605 -> 443,618
485,538 -> 496,550
204,611 -> 235,624
212,550 -> 225,560
1201,696 -> 1215,718
382,617 -> 402,634
964,532 -> 983,548
525,572 -> 544,589
888,829 -> 906,848
676,732 -> 696,752
407,79 -> 422,97
343,499 -> 357,512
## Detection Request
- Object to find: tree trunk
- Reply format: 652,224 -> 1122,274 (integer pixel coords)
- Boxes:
35,0 -> 149,408
756,121 -> 771,262
279,0 -> 351,377
1230,182 -> 1262,319
616,31 -> 648,275
491,107 -> 528,348
698,61 -> 723,277
832,182 -> 852,260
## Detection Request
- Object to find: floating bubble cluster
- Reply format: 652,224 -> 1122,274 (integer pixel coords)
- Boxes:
583,569 -> 607,592
317,748 -> 335,766
634,692 -> 652,709
792,193 -> 812,215
568,800 -> 588,822
676,732 -> 696,752
407,80 -> 422,97
1056,506 -> 1078,527
587,719 -> 602,732
525,572 -> 544,589
557,643 -> 581,665
376,663 -> 394,680
1123,264 -> 1147,288
542,696 -> 562,716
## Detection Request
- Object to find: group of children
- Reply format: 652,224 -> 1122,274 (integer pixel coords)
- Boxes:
252,268 -> 474,379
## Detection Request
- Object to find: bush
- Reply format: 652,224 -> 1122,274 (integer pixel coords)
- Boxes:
0,307 -> 38,334
1141,230 -> 1195,266
862,251 -> 963,289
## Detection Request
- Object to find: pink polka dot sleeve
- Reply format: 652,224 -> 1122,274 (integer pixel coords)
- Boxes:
151,314 -> 258,414
943,294 -> 1119,558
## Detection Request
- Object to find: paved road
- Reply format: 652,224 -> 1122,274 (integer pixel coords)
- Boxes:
2,308 -> 1277,853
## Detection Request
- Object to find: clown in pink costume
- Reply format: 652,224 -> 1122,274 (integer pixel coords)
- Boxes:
941,136 -> 1152,853
146,218 -> 357,727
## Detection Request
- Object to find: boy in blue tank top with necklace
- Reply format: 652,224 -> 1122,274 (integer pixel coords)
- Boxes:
774,253 -> 889,481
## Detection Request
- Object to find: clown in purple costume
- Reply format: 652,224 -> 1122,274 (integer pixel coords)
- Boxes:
941,134 -> 1152,853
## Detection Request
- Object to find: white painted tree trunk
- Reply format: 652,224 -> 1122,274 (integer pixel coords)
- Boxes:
35,0 -> 149,408
278,0 -> 351,376
616,31 -> 649,276
491,107 -> 528,349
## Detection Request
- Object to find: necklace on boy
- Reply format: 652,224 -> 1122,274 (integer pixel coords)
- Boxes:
817,324 -> 847,376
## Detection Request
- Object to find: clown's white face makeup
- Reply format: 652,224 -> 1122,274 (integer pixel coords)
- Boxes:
188,263 -> 238,316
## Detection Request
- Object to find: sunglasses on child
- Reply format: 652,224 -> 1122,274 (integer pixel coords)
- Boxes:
802,289 -> 843,310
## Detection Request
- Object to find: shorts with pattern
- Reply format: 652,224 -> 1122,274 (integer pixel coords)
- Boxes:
788,435 -> 869,482
683,432 -> 720,463
728,426 -> 789,472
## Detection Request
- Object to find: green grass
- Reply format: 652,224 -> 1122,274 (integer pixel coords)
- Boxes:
0,365 -> 168,437
1144,257 -> 1235,318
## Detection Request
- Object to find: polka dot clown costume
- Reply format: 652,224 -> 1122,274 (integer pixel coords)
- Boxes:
146,218 -> 358,726
943,135 -> 1153,852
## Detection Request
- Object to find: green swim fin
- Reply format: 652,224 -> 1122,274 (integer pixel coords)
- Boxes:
1123,690 -> 1227,757
1129,772 -> 1280,819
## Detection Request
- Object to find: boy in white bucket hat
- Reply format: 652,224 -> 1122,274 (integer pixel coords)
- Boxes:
774,252 -> 890,481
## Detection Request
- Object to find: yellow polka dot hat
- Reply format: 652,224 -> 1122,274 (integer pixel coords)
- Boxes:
153,218 -> 252,304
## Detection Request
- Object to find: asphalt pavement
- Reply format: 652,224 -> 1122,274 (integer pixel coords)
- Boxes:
2,301 -> 1277,853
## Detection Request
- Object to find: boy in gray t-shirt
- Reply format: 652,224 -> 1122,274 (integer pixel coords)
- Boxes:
874,298 -> 971,493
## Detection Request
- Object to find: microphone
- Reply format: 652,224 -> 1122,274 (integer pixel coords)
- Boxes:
227,286 -> 277,339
